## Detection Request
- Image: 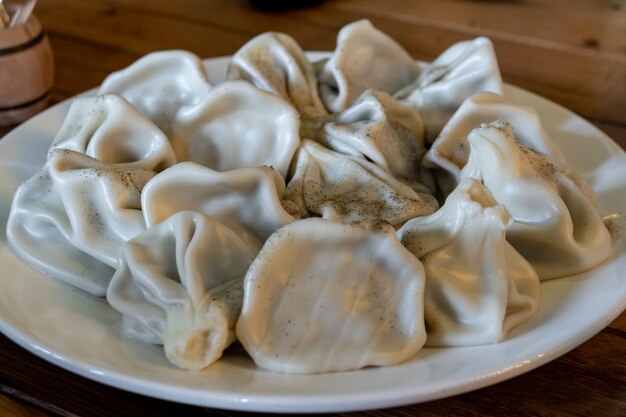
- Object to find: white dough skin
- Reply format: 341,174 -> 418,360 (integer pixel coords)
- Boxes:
398,179 -> 540,346
236,218 -> 427,374
460,122 -> 611,280
107,211 -> 254,371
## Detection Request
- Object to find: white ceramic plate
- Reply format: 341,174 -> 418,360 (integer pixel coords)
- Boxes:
0,56 -> 625,413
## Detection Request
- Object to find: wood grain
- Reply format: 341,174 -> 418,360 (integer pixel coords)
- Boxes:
335,0 -> 626,55
0,394 -> 52,417
0,1 -> 624,416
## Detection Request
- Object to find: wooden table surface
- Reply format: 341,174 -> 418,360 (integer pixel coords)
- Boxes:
1,1 -> 625,416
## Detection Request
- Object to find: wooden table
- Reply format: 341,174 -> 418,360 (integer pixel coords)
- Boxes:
1,1 -> 625,416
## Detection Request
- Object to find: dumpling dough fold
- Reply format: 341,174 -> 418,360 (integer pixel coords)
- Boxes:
236,218 -> 426,374
142,162 -> 294,253
398,178 -> 540,346
318,19 -> 421,113
460,122 -> 611,279
227,32 -> 328,119
99,50 -> 212,135
423,93 -> 566,196
107,210 -> 254,371
172,80 -> 301,178
6,150 -> 154,296
283,140 -> 438,227
49,94 -> 178,172
314,90 -> 435,193
395,37 -> 503,142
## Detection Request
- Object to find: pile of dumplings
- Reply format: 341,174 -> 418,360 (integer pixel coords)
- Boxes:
6,20 -> 612,374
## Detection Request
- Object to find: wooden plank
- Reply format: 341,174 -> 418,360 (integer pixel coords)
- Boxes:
91,0 -> 340,43
0,394 -> 51,417
34,0 -> 252,58
44,32 -> 143,101
610,312 -> 626,333
94,0 -> 626,57
336,0 -> 626,55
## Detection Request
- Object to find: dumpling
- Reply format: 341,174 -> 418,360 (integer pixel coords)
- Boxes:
397,178 -> 540,346
6,163 -> 114,296
172,80 -> 301,178
227,32 -> 328,119
99,50 -> 212,134
141,162 -> 294,253
313,90 -> 435,193
395,37 -> 503,142
46,150 -> 153,266
107,210 -> 254,371
49,94 -> 178,172
6,149 -> 154,296
283,140 -> 438,227
236,218 -> 426,374
423,93 -> 566,196
318,20 -> 420,113
460,122 -> 611,279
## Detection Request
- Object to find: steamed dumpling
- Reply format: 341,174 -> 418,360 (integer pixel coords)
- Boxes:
395,37 -> 503,142
107,210 -> 254,371
172,80 -> 301,178
423,93 -> 566,196
227,32 -> 328,118
6,150 -> 154,296
141,162 -> 294,253
236,219 -> 426,374
99,50 -> 212,133
49,94 -> 178,172
398,178 -> 540,346
460,122 -> 611,279
318,19 -> 420,112
283,140 -> 438,227
46,151 -> 153,266
314,90 -> 435,193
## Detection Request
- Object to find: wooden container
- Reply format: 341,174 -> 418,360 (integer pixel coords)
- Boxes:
0,10 -> 54,126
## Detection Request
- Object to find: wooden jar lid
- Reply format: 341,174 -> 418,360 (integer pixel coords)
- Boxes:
0,10 -> 55,126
